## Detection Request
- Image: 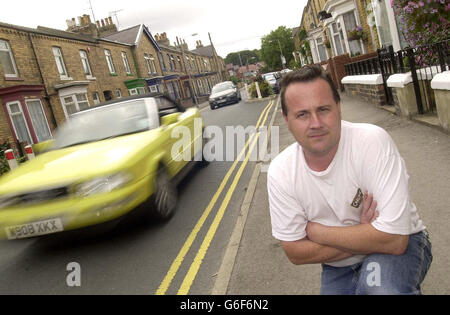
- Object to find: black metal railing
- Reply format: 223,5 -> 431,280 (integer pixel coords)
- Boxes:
345,39 -> 450,113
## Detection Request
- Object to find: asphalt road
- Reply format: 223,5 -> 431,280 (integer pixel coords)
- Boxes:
0,97 -> 272,295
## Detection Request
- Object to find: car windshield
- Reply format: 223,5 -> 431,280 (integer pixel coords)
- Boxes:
265,74 -> 276,81
53,99 -> 160,149
212,84 -> 234,93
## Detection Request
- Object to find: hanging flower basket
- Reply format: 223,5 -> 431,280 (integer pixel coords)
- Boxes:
347,26 -> 367,41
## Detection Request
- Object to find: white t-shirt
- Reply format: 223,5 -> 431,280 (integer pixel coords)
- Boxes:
268,120 -> 425,267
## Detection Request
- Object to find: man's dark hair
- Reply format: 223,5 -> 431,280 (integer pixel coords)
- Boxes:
280,65 -> 341,116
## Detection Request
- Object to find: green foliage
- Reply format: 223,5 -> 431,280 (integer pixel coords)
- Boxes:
230,75 -> 240,85
260,26 -> 295,71
249,78 -> 273,98
392,0 -> 449,47
225,50 -> 260,66
297,28 -> 312,63
0,140 -> 12,175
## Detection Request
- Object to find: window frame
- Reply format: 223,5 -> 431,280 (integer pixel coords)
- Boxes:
6,100 -> 33,144
105,49 -> 116,74
0,39 -> 19,78
79,50 -> 92,76
60,93 -> 91,118
52,46 -> 69,79
121,51 -> 132,75
25,98 -> 52,143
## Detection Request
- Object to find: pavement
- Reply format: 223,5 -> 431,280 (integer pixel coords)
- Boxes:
212,93 -> 450,295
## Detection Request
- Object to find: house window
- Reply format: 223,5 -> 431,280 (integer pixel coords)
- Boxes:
92,92 -> 100,105
122,52 -> 131,74
167,82 -> 176,100
197,79 -> 204,95
52,47 -> 69,78
79,50 -> 93,76
105,49 -> 116,74
145,54 -> 157,74
343,11 -> 363,56
167,54 -> 173,71
25,99 -> 52,143
158,52 -> 167,71
149,55 -> 157,74
128,87 -> 146,95
6,101 -> 32,144
177,56 -> 182,71
61,93 -> 90,117
185,56 -> 191,70
316,37 -> 328,62
0,39 -> 19,78
116,89 -> 122,98
149,85 -> 158,93
331,23 -> 345,56
173,82 -> 181,99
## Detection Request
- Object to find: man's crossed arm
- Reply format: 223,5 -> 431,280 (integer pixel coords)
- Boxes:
281,193 -> 409,265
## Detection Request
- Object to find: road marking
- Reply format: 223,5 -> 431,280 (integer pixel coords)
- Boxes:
155,100 -> 274,295
177,98 -> 275,295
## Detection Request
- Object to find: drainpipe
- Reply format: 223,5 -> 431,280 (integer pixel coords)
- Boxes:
27,33 -> 58,129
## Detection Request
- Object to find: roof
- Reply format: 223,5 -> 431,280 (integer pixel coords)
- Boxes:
191,45 -> 215,57
0,21 -> 97,43
102,24 -> 161,51
102,25 -> 141,45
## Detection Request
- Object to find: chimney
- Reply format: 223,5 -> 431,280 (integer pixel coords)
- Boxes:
182,39 -> 189,51
155,32 -> 170,46
66,14 -> 99,38
97,16 -> 118,37
196,40 -> 203,49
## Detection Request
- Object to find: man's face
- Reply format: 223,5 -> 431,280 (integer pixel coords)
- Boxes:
283,78 -> 342,160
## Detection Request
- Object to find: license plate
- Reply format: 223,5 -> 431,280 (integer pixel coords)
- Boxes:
218,99 -> 226,103
6,218 -> 64,240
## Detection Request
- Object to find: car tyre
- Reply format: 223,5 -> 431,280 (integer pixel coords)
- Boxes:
148,167 -> 178,221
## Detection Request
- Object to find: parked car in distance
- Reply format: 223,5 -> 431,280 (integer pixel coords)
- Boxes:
0,94 -> 208,240
262,72 -> 281,94
209,81 -> 241,109
280,68 -> 293,75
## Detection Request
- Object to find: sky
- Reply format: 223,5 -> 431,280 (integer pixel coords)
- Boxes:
0,0 -> 307,57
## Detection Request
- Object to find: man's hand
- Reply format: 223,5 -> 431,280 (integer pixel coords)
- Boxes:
360,192 -> 379,224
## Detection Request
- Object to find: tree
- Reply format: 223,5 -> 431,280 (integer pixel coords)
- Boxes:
260,26 -> 295,71
225,49 -> 260,66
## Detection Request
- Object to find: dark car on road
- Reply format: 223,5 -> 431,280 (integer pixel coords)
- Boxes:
209,81 -> 241,110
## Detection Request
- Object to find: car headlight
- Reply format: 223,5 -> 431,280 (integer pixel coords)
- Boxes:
75,172 -> 133,197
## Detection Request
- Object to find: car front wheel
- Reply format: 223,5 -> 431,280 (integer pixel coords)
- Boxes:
148,168 -> 178,221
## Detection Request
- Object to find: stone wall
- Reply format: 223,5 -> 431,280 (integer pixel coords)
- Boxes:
343,83 -> 387,105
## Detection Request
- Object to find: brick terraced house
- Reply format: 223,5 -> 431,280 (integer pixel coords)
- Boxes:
0,14 -> 227,152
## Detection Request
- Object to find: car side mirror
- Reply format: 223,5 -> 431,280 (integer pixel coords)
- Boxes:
161,113 -> 180,126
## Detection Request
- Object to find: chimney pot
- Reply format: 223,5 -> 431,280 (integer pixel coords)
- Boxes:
101,19 -> 105,27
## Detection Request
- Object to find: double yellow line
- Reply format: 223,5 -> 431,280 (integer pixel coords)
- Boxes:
156,99 -> 276,295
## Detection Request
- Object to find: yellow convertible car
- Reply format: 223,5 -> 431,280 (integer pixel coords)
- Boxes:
0,94 -> 207,240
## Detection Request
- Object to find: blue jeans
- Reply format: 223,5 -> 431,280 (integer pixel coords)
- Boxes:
320,231 -> 432,295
